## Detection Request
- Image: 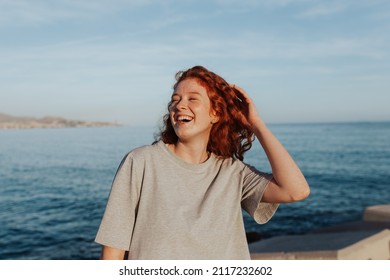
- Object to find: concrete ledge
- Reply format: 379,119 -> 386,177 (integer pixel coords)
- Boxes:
250,229 -> 390,260
363,205 -> 390,222
338,229 -> 390,259
250,204 -> 390,260
251,250 -> 337,260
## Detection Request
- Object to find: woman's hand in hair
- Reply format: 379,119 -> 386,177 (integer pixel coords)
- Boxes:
230,84 -> 262,129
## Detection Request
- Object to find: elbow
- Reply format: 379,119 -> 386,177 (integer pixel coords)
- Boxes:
290,183 -> 310,202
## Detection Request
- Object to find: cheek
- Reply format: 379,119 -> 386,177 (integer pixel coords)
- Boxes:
193,101 -> 210,112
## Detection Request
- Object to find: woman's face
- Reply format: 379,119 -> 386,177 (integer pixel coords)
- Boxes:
169,78 -> 218,142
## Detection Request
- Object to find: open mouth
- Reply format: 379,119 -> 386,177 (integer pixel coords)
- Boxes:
176,115 -> 194,123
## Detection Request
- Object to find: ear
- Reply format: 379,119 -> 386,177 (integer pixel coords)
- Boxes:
210,111 -> 219,124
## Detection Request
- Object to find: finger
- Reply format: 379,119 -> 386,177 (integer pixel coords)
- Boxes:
231,84 -> 252,103
230,85 -> 244,103
230,84 -> 246,95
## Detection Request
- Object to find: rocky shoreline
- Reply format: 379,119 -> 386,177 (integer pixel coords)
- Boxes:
0,113 -> 120,129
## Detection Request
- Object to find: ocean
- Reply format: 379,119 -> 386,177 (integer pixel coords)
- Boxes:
0,122 -> 389,259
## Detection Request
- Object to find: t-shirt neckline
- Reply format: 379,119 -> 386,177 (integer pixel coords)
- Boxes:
157,140 -> 216,172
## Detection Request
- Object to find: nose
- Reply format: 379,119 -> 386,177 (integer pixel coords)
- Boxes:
172,98 -> 188,111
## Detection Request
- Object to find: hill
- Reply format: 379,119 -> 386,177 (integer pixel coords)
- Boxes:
0,113 -> 120,129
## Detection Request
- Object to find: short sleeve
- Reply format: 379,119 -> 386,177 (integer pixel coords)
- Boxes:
95,153 -> 141,250
241,164 -> 279,224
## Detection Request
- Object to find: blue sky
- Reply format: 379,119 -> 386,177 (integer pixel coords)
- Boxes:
1,0 -> 389,126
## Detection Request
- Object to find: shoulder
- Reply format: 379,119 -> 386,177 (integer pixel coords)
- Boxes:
128,141 -> 160,158
121,141 -> 164,166
216,156 -> 271,179
115,142 -> 162,175
214,155 -> 247,173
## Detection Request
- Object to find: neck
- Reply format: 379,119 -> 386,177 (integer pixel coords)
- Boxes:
168,139 -> 210,164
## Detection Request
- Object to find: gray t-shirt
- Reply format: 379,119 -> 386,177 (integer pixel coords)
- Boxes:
95,140 -> 278,259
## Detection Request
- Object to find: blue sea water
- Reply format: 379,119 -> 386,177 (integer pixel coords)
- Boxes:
0,122 -> 389,260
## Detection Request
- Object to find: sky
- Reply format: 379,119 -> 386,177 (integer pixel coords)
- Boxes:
1,0 -> 389,126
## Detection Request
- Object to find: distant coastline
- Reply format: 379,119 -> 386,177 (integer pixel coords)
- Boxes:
0,113 -> 120,129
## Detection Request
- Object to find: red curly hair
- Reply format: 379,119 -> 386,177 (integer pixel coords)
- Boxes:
157,65 -> 254,161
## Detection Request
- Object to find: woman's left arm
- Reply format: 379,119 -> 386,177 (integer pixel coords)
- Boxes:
233,85 -> 310,203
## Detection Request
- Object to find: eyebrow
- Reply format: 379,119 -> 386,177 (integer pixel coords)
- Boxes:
172,91 -> 202,96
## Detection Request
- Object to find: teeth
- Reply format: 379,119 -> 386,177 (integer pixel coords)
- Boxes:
177,115 -> 193,122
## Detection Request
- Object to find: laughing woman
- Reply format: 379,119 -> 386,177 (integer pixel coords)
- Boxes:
95,65 -> 310,260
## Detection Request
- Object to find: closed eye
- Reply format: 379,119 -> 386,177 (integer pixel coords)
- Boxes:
188,93 -> 200,101
171,95 -> 180,103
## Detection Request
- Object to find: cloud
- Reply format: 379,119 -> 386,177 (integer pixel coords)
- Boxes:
0,0 -> 155,27
1,0 -> 389,124
1,30 -> 386,105
297,2 -> 347,18
214,0 -> 311,9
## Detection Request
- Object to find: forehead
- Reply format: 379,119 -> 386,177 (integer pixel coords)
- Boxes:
174,78 -> 208,95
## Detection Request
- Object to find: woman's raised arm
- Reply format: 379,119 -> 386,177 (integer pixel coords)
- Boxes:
233,84 -> 310,203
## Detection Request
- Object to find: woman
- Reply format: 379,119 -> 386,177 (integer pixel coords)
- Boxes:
95,66 -> 310,260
